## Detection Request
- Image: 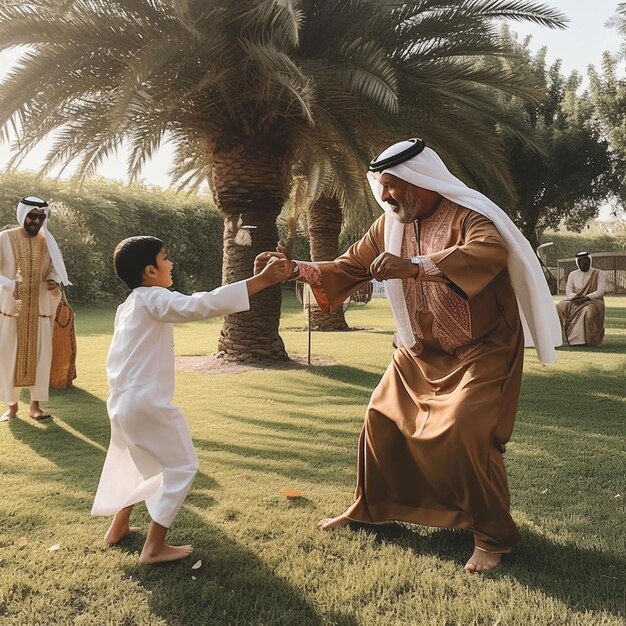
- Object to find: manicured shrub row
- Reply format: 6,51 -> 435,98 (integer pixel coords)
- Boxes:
0,173 -> 224,303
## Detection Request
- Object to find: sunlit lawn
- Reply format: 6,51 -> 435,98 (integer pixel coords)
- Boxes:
0,292 -> 624,625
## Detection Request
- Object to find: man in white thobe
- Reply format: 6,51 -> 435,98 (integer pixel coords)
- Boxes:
556,252 -> 607,346
0,197 -> 70,421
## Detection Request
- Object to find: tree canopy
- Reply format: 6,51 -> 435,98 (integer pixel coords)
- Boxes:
490,33 -> 621,253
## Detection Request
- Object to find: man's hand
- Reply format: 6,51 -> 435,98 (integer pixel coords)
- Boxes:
571,293 -> 588,305
46,279 -> 59,292
254,251 -> 288,275
370,252 -> 419,281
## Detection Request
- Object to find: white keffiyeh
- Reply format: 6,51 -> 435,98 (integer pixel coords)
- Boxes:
17,197 -> 70,286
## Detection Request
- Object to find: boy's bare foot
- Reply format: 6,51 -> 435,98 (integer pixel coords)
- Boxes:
464,547 -> 502,573
104,523 -> 142,545
139,544 -> 193,565
318,515 -> 350,530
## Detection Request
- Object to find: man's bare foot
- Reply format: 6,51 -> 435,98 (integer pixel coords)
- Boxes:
464,547 -> 502,573
139,544 -> 193,565
104,523 -> 142,545
318,515 -> 350,530
29,402 -> 52,420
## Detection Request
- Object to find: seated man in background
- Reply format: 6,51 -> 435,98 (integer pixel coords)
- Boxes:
556,252 -> 606,346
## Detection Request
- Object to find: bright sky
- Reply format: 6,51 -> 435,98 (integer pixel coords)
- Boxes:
0,0 -> 623,219
512,0 -> 623,79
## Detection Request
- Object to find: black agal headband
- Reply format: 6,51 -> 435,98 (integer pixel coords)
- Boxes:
368,138 -> 426,172
21,196 -> 49,208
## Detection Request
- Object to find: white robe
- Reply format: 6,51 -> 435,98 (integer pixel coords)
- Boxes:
0,230 -> 61,402
91,282 -> 249,528
565,268 -> 606,300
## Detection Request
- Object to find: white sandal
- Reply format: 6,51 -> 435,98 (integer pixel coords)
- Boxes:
0,410 -> 17,422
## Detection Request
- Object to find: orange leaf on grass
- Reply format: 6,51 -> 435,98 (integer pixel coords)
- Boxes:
16,537 -> 28,547
282,488 -> 303,499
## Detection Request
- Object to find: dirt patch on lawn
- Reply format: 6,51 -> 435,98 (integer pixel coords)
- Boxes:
176,354 -> 337,375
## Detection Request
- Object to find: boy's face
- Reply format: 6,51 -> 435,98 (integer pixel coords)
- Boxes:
144,247 -> 174,288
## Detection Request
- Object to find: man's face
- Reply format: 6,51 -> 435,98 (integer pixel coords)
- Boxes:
379,173 -> 441,223
23,208 -> 47,236
577,256 -> 591,272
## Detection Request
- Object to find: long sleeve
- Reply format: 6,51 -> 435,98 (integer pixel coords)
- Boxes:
295,215 -> 385,312
139,282 -> 250,323
565,272 -> 576,299
0,233 -> 16,295
426,212 -> 509,299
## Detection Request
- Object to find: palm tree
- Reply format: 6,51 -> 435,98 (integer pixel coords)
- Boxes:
607,2 -> 626,59
0,0 -> 565,361
290,1 -> 568,331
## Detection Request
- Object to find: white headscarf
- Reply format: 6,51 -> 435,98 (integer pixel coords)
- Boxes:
17,197 -> 71,286
366,141 -> 561,364
575,251 -> 592,270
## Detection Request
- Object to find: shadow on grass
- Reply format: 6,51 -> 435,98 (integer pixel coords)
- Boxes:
305,364 -> 384,390
355,523 -> 624,618
556,341 -> 626,355
8,410 -> 105,496
116,508 -> 357,626
604,305 -> 626,329
8,388 -> 224,511
520,367 -> 625,438
195,435 -> 356,486
7,394 -> 353,625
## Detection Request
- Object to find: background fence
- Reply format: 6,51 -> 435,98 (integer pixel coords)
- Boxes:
556,252 -> 626,294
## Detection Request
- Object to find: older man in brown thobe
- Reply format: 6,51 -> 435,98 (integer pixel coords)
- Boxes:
257,139 -> 561,573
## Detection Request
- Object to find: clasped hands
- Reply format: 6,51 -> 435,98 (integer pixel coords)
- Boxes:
571,293 -> 590,305
254,251 -> 419,281
255,251 -> 295,277
253,252 -> 294,283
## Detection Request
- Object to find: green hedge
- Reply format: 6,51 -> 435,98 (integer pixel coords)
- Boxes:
0,173 -> 224,303
540,228 -> 626,265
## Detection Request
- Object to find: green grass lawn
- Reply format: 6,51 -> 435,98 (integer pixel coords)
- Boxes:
1,292 -> 624,626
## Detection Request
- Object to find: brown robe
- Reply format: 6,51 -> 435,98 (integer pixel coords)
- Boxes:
555,269 -> 605,347
50,293 -> 77,389
300,200 -> 523,551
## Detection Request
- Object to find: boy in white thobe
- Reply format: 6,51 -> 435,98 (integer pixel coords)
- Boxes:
92,236 -> 291,565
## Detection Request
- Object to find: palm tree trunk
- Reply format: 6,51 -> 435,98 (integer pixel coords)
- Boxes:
208,131 -> 290,361
307,194 -> 349,331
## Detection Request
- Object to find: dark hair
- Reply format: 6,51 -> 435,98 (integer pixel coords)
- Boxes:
113,236 -> 164,289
